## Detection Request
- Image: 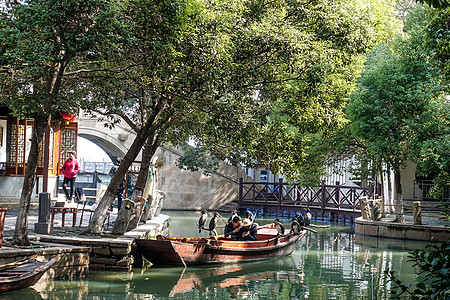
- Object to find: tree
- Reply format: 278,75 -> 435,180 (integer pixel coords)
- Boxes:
78,0 -> 403,234
176,143 -> 220,176
177,0 -> 402,185
0,0 -> 121,245
408,98 -> 450,216
346,6 -> 444,221
425,7 -> 450,87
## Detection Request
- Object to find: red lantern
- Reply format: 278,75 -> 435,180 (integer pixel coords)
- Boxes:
61,112 -> 76,125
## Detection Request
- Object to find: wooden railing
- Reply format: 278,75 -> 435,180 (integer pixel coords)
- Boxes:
238,178 -> 371,216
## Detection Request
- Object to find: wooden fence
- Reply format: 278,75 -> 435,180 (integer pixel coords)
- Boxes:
238,178 -> 371,218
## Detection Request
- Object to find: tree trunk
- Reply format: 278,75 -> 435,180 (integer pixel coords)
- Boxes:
83,119 -> 154,235
132,133 -> 162,197
131,136 -> 155,199
11,114 -> 49,245
393,167 -> 404,223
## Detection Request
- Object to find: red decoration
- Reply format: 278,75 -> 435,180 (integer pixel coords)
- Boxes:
61,112 -> 76,125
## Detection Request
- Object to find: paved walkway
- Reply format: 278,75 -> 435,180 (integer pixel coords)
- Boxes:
381,212 -> 449,227
3,205 -> 118,237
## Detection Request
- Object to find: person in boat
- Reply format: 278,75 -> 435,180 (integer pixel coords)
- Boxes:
245,210 -> 255,224
197,210 -> 208,233
208,212 -> 220,236
239,218 -> 258,241
224,215 -> 242,240
227,210 -> 238,223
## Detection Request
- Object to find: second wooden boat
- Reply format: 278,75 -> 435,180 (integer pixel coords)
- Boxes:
135,227 -> 305,267
0,258 -> 58,293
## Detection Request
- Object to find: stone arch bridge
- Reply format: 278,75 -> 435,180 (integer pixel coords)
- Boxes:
78,115 -> 248,211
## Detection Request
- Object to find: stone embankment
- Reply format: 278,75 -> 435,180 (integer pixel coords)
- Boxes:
355,215 -> 450,242
0,209 -> 169,279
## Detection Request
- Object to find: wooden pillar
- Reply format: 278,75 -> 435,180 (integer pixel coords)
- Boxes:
321,180 -> 326,212
238,178 -> 243,208
278,178 -> 283,209
335,181 -> 340,210
413,201 -> 422,225
42,121 -> 50,193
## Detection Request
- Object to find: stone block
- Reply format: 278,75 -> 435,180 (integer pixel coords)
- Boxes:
180,193 -> 194,202
405,229 -> 430,241
92,246 -> 111,256
34,222 -> 52,234
364,224 -> 379,236
429,230 -> 450,242
379,225 -> 405,239
111,246 -> 131,256
354,222 -> 363,235
181,177 -> 200,186
116,256 -> 134,267
90,257 -> 117,265
56,253 -> 90,267
54,266 -> 89,279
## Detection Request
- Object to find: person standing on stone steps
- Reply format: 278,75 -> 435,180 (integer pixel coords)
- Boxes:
61,150 -> 81,202
109,157 -> 126,211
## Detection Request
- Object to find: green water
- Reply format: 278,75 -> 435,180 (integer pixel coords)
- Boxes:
3,211 -> 426,299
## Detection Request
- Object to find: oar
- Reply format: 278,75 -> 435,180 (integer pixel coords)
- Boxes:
302,226 -> 318,234
257,223 -> 275,229
309,224 -> 330,229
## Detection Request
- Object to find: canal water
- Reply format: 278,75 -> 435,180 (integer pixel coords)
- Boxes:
5,210 -> 426,299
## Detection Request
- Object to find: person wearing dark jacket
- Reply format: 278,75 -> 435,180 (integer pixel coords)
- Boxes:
239,218 -> 258,241
224,215 -> 242,240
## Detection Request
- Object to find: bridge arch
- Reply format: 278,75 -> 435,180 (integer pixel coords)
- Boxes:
77,116 -> 245,211
78,116 -> 136,162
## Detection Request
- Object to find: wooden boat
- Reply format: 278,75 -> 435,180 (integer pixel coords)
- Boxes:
135,227 -> 305,267
0,258 -> 58,293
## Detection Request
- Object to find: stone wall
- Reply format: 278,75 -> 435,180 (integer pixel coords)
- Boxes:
0,242 -> 90,280
32,214 -> 170,274
155,146 -> 252,211
355,217 -> 450,242
0,175 -> 58,207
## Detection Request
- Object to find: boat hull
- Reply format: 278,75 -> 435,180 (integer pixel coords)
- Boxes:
0,258 -> 57,293
136,230 -> 305,267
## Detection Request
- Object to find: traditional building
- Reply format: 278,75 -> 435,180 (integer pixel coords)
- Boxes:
0,104 -> 78,203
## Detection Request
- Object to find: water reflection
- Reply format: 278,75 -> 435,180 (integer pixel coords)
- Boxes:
2,211 -> 426,299
133,256 -> 302,298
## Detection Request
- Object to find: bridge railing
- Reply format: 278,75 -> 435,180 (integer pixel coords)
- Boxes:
238,178 -> 370,214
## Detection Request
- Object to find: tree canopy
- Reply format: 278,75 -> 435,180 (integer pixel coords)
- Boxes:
0,0 -> 408,234
172,0 -> 401,183
0,0 -> 123,244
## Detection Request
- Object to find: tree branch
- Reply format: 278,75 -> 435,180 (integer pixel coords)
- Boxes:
63,64 -> 138,76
